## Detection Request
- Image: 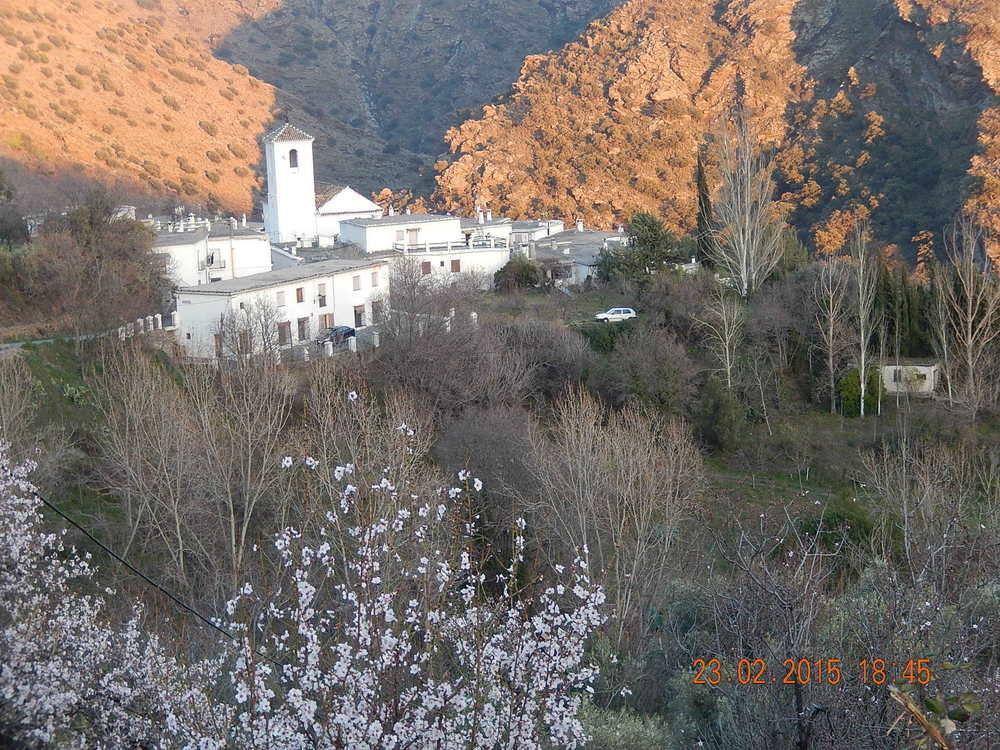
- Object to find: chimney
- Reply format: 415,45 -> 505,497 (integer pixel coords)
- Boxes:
388,205 -> 396,216
229,216 -> 237,231
576,218 -> 584,232
405,207 -> 412,215
477,206 -> 484,225
178,218 -> 185,232
241,213 -> 247,227
486,208 -> 493,222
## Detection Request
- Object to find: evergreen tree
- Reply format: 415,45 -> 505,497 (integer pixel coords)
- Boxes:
597,212 -> 689,286
695,149 -> 713,263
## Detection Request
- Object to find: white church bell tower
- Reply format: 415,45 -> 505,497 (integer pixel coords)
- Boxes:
262,122 -> 317,245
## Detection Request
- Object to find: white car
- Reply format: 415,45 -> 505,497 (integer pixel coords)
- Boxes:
594,307 -> 637,323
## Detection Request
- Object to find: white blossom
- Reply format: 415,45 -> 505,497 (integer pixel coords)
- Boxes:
0,446 -> 605,750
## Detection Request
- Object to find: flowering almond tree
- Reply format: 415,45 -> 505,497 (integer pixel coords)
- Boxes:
0,444 -> 606,749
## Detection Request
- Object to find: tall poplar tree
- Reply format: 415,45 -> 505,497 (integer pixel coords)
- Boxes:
695,149 -> 713,263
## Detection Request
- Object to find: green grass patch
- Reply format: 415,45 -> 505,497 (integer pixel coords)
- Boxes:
20,338 -> 99,431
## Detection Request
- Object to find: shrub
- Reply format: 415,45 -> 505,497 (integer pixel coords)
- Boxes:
64,73 -> 83,89
233,166 -> 248,177
575,319 -> 635,354
205,150 -> 221,163
97,73 -> 118,93
141,161 -> 161,178
176,156 -> 195,173
161,95 -> 179,111
50,104 -> 76,123
198,120 -> 218,137
695,376 -> 746,451
578,702 -> 671,750
494,255 -> 541,291
837,367 -> 882,418
227,143 -> 247,159
204,170 -> 220,183
167,67 -> 200,85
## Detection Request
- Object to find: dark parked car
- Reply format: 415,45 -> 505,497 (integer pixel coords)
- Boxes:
316,325 -> 356,346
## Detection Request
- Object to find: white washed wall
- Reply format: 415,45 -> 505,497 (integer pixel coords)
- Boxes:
175,262 -> 390,357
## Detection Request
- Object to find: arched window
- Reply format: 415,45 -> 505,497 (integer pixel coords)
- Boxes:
289,148 -> 299,168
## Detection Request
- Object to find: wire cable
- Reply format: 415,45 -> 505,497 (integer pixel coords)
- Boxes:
0,461 -> 240,645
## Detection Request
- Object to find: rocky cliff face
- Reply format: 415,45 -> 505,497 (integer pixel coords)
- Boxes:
436,0 -> 999,261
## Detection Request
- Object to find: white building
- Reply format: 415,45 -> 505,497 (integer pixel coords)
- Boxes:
261,123 -> 382,247
510,219 -> 565,249
175,257 -> 389,357
340,214 -> 462,253
531,226 -> 627,286
315,184 -> 382,245
262,123 -> 319,245
340,213 -> 511,285
153,219 -> 271,287
880,361 -> 940,397
460,208 -> 513,247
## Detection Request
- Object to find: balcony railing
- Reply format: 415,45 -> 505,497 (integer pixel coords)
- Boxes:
393,236 -> 508,254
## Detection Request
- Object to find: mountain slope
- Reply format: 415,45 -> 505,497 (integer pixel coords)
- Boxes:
0,0 -> 435,212
435,0 -> 999,261
215,0 -> 621,157
0,0 -> 621,212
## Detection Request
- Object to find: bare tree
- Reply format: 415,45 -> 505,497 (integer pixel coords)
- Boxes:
0,356 -> 36,459
697,286 -> 745,391
940,214 -> 1000,416
707,115 -> 786,297
215,297 -> 281,361
812,259 -> 850,413
850,221 -> 879,417
520,389 -> 702,657
185,352 -> 296,597
712,509 -> 847,750
90,343 -> 213,593
929,264 -> 955,404
372,258 -> 533,414
303,362 -> 438,529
